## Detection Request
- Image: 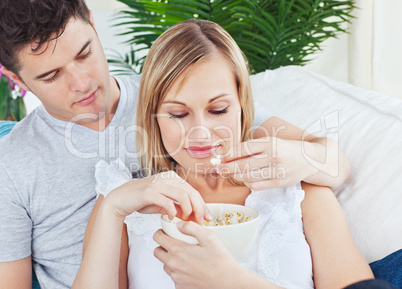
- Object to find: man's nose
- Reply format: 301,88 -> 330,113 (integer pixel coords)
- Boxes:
68,64 -> 90,92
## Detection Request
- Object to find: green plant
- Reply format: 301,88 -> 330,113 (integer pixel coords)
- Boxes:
0,65 -> 26,121
109,0 -> 356,75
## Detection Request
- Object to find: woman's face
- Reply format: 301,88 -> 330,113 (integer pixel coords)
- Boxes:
156,53 -> 242,175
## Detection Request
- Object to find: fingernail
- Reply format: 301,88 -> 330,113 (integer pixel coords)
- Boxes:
176,221 -> 184,229
206,211 -> 212,221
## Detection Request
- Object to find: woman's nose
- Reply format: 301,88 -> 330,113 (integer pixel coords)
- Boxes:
186,116 -> 212,142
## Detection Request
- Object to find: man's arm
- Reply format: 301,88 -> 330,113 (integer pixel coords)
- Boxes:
0,256 -> 32,289
0,164 -> 35,289
255,116 -> 350,189
218,116 -> 350,190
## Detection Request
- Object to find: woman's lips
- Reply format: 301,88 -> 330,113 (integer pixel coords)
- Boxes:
75,90 -> 97,106
185,146 -> 219,159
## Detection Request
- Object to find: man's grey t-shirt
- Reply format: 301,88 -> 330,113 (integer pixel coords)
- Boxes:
0,74 -> 271,289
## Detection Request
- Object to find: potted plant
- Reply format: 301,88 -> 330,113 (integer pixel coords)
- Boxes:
0,65 -> 26,121
108,0 -> 356,75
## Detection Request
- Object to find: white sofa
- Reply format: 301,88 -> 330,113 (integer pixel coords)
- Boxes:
251,66 -> 402,263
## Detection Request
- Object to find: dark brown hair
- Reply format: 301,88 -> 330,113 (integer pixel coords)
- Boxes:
0,0 -> 90,75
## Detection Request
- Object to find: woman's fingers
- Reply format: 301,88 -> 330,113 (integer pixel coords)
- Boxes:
112,171 -> 209,223
216,138 -> 274,179
153,229 -> 189,258
219,154 -> 271,176
112,171 -> 210,223
159,185 -> 207,223
189,193 -> 212,223
176,221 -> 218,247
166,172 -> 210,223
222,138 -> 271,162
141,191 -> 178,219
160,190 -> 192,220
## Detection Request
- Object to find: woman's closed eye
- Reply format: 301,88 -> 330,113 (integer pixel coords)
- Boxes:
209,106 -> 229,115
168,107 -> 229,119
169,112 -> 189,119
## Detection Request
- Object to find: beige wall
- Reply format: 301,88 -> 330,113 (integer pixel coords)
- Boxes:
23,0 -> 402,113
86,0 -> 125,12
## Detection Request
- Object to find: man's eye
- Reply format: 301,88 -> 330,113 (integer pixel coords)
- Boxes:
169,112 -> 189,119
43,72 -> 59,83
79,47 -> 92,60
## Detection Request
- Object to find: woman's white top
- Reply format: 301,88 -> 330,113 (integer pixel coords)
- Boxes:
95,159 -> 314,289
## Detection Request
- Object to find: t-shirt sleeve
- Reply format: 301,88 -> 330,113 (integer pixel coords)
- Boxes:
95,159 -> 133,198
253,101 -> 273,129
0,164 -> 32,262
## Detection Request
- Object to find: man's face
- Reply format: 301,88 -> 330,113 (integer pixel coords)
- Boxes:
13,15 -> 117,129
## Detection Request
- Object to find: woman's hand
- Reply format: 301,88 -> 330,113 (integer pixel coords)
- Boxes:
104,171 -> 211,224
244,116 -> 350,190
216,136 -> 347,190
216,137 -> 319,190
153,221 -> 243,289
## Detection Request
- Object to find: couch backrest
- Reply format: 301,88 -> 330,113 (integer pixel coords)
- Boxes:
250,66 -> 402,263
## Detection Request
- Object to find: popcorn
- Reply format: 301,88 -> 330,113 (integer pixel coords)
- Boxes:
204,211 -> 253,226
210,155 -> 223,166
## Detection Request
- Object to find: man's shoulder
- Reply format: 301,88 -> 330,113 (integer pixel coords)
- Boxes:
114,74 -> 141,92
113,74 -> 141,110
0,109 -> 46,154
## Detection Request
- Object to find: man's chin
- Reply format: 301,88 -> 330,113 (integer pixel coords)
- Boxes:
69,112 -> 106,123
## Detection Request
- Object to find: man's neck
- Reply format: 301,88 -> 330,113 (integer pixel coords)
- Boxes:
80,75 -> 121,131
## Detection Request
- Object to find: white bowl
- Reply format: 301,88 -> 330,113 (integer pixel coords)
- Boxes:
161,203 -> 260,258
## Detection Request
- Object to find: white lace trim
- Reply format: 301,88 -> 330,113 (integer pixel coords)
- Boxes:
95,159 -> 132,197
237,185 -> 305,283
125,213 -> 161,249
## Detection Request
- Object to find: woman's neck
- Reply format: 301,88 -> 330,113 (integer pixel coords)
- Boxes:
182,170 -> 251,205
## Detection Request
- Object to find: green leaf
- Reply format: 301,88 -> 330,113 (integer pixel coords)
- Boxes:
0,76 -> 12,120
10,96 -> 26,121
110,0 -> 356,73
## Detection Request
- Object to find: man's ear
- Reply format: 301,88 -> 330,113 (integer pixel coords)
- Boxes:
0,67 -> 30,92
88,10 -> 96,30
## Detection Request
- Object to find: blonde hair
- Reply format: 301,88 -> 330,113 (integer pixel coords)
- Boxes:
136,19 -> 254,176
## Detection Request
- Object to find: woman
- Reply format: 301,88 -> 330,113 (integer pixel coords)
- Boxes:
73,19 -> 373,289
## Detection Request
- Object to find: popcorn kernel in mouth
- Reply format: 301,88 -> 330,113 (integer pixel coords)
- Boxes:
210,155 -> 223,166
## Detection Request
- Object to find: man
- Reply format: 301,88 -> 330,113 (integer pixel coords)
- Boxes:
0,0 -> 350,288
